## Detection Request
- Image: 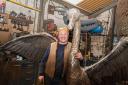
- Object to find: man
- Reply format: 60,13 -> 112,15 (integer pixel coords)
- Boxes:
38,27 -> 85,85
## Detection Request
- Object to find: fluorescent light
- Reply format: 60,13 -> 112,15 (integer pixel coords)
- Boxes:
64,0 -> 83,5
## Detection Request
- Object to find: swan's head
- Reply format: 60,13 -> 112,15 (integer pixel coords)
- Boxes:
67,8 -> 80,30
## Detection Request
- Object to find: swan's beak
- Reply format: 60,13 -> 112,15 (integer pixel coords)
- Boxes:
68,21 -> 74,30
67,12 -> 75,30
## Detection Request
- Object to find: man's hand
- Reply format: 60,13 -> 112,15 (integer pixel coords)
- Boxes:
75,52 -> 83,60
38,76 -> 44,82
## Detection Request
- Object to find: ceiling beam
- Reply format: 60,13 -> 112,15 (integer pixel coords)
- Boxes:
54,0 -> 91,16
89,1 -> 117,17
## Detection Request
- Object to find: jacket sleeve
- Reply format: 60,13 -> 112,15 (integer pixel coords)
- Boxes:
38,46 -> 50,76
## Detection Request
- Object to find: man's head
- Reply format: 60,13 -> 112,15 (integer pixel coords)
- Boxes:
57,27 -> 69,44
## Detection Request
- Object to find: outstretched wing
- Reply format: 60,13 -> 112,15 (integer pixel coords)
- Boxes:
0,32 -> 57,60
85,37 -> 128,85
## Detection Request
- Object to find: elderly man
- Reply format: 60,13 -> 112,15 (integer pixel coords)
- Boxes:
38,27 -> 85,85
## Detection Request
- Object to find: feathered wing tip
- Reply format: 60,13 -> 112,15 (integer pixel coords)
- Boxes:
84,37 -> 128,85
0,32 -> 57,60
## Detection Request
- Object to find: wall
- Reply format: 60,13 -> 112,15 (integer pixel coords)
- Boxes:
5,0 -> 40,33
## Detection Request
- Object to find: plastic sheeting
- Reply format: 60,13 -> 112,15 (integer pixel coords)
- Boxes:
63,16 -> 103,33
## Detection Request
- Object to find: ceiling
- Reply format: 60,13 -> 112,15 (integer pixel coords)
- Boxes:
77,0 -> 113,13
55,0 -> 117,17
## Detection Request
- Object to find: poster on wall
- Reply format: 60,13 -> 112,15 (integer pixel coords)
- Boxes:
7,0 -> 40,11
10,0 -> 35,8
27,0 -> 34,8
0,0 -> 6,3
0,0 -> 6,13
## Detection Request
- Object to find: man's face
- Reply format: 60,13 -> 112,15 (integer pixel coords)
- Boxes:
58,31 -> 69,43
